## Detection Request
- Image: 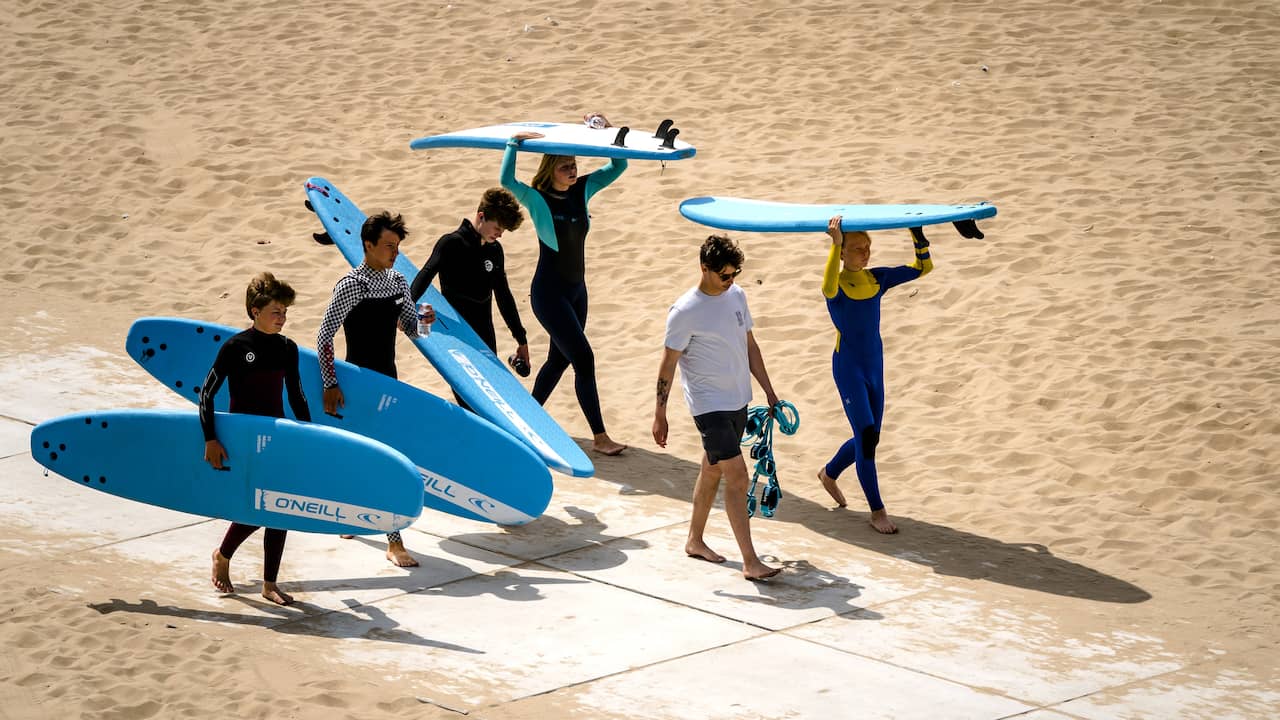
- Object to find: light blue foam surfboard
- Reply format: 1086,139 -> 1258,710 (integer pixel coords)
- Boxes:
31,409 -> 423,535
303,176 -> 594,478
410,121 -> 695,161
678,197 -> 997,233
126,317 -> 554,525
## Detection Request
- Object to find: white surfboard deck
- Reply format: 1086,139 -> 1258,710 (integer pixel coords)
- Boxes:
410,121 -> 695,161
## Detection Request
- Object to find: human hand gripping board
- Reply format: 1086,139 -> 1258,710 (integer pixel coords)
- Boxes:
126,317 -> 554,525
304,176 -> 594,478
31,409 -> 423,535
410,120 -> 695,161
678,196 -> 996,236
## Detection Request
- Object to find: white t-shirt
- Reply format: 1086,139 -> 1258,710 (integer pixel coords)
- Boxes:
664,284 -> 753,416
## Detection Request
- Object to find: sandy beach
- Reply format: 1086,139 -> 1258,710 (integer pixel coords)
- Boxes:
2,0 -> 1278,717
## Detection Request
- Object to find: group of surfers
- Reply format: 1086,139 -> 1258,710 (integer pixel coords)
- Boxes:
201,113 -> 935,605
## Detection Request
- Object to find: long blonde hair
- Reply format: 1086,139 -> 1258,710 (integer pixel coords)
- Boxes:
530,154 -> 572,192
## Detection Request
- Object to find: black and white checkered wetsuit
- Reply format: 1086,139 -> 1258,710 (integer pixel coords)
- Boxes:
316,262 -> 421,545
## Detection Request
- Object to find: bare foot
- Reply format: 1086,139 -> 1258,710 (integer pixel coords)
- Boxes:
869,509 -> 898,534
387,541 -> 419,567
261,581 -> 294,606
211,549 -> 234,594
685,540 -> 726,564
818,469 -> 847,507
592,433 -> 627,456
339,534 -> 354,539
743,559 -> 781,582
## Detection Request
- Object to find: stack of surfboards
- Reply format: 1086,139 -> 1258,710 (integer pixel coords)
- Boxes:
31,315 -> 558,533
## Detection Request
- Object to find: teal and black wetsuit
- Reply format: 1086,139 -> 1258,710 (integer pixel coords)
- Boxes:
822,230 -> 932,512
500,139 -> 626,435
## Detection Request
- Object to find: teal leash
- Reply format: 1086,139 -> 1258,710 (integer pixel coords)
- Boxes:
741,401 -> 800,518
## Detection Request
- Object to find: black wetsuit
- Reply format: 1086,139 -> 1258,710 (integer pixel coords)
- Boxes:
410,218 -> 528,353
199,328 -> 311,583
411,219 -> 528,409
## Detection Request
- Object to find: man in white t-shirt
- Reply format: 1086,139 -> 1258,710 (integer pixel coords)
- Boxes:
652,234 -> 785,581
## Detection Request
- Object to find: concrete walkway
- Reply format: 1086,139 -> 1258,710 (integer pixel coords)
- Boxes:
1,349 -> 1275,719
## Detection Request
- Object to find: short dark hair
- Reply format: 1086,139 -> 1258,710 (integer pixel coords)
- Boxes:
699,234 -> 744,271
361,211 -> 408,248
245,271 -> 297,320
477,187 -> 524,231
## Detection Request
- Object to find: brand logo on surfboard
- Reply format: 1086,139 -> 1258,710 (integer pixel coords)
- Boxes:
445,348 -> 563,466
256,488 -> 406,531
416,465 -> 535,525
376,394 -> 398,412
256,434 -> 272,453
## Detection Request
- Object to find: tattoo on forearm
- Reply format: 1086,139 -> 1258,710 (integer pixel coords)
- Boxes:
656,378 -> 670,407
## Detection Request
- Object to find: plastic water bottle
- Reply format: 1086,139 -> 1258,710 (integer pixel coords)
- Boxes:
417,303 -> 431,337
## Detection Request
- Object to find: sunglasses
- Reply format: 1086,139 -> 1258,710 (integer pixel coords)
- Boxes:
716,268 -> 742,282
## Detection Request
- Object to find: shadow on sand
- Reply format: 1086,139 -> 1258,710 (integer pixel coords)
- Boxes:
561,443 -> 1151,604
88,595 -> 482,653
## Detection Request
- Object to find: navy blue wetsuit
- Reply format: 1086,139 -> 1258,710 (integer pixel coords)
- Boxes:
500,140 -> 626,435
199,327 -> 311,582
822,231 -> 932,512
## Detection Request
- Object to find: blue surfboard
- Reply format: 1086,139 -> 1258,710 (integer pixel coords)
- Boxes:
31,409 -> 423,535
126,317 -> 554,525
678,196 -> 997,233
303,177 -> 594,478
410,121 -> 696,161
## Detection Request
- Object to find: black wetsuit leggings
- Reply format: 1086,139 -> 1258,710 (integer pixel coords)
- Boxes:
529,274 -> 605,435
220,523 -> 286,583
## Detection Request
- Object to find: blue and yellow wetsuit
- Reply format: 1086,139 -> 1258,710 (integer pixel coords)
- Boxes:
822,229 -> 932,512
500,139 -> 626,435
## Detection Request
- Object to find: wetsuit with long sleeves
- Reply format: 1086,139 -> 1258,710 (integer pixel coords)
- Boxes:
822,230 -> 932,512
316,262 -> 420,544
409,218 -> 527,353
500,139 -> 626,435
199,327 -> 311,583
410,218 -> 528,410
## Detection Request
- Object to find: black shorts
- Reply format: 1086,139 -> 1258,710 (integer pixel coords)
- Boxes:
692,406 -> 747,465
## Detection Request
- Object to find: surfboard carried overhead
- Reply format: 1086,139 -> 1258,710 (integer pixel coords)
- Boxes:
31,409 -> 423,535
410,121 -> 695,161
303,176 -> 594,478
126,317 -> 555,525
678,196 -> 997,233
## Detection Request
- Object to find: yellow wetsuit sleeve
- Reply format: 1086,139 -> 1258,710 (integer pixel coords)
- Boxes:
908,228 -> 933,277
821,240 -> 841,299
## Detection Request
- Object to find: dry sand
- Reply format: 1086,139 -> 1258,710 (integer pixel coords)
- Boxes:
2,0 -> 1278,717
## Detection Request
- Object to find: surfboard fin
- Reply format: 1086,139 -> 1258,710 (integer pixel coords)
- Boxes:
660,128 -> 680,149
304,199 -> 314,212
611,126 -> 630,147
313,232 -> 334,246
653,118 -> 674,139
952,219 -> 985,240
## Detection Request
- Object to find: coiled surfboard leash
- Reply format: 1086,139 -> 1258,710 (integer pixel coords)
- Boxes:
740,400 -> 800,518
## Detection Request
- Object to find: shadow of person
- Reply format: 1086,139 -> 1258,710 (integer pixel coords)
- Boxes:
87,596 -> 482,653
286,564 -> 588,601
449,505 -> 650,569
584,444 -> 1151,604
713,559 -> 885,620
